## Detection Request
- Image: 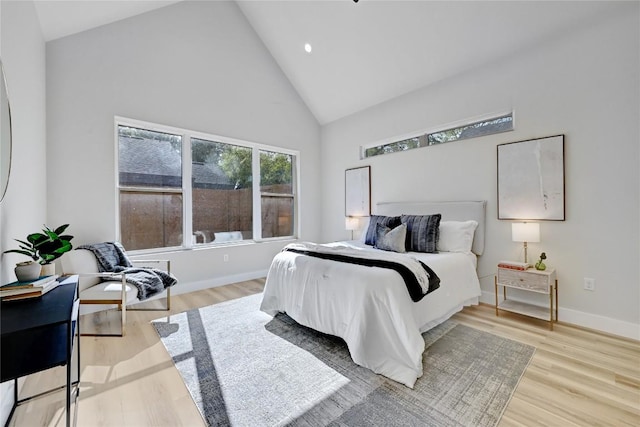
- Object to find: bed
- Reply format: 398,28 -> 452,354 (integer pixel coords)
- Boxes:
260,201 -> 486,388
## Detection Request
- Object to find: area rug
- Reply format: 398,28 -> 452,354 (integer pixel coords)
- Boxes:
152,293 -> 535,427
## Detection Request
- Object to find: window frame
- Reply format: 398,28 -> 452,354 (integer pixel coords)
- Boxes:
115,117 -> 300,254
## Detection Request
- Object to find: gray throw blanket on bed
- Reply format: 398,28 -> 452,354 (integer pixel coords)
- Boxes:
77,242 -> 177,301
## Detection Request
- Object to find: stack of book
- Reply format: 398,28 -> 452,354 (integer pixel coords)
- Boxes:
497,260 -> 530,271
0,275 -> 61,301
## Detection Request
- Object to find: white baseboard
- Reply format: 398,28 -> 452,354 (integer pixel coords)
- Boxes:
480,291 -> 640,341
170,269 -> 269,296
557,306 -> 640,341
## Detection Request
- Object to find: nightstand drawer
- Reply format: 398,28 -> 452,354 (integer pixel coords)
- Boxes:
497,268 -> 551,293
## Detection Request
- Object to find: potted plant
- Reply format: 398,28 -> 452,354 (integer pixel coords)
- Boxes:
3,224 -> 74,280
535,252 -> 547,271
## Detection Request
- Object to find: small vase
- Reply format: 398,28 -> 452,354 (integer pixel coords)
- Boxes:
15,262 -> 41,282
40,263 -> 56,277
535,261 -> 546,271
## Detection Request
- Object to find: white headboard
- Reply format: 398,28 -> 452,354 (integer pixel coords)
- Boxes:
375,201 -> 487,255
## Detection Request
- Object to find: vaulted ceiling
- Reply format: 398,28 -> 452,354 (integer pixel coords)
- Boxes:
33,0 -> 618,125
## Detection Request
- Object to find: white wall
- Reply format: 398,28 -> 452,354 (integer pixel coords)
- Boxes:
46,1 -> 321,288
0,1 -> 47,423
321,5 -> 639,338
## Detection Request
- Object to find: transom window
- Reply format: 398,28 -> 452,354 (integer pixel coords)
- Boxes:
117,119 -> 298,251
363,113 -> 513,158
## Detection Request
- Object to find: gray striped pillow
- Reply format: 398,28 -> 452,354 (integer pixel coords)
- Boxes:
401,214 -> 442,253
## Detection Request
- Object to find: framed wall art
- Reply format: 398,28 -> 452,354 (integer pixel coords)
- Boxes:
497,135 -> 565,220
345,166 -> 371,217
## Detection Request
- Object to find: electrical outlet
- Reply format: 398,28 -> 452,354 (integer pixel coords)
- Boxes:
584,277 -> 595,291
223,254 -> 229,262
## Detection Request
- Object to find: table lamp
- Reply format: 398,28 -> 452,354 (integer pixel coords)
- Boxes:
345,217 -> 359,240
512,222 -> 540,264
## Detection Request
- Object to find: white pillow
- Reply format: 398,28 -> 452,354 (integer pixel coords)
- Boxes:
437,220 -> 478,253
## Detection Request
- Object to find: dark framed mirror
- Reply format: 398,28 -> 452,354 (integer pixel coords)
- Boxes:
1,59 -> 12,202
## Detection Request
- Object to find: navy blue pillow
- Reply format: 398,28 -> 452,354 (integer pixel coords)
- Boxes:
400,214 -> 442,253
364,215 -> 402,246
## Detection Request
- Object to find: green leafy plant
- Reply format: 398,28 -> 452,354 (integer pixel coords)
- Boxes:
535,252 -> 547,271
3,224 -> 74,265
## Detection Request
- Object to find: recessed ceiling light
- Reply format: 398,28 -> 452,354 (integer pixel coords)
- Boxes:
304,43 -> 312,54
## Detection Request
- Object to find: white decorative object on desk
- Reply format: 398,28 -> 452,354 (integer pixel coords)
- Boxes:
41,263 -> 55,277
14,261 -> 41,282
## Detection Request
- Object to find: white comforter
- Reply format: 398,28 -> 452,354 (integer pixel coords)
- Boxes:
260,241 -> 481,388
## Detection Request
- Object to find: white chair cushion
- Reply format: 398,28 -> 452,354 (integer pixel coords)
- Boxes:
61,249 -> 103,290
80,281 -> 137,303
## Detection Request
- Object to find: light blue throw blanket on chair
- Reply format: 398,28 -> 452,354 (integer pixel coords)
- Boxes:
77,242 -> 177,300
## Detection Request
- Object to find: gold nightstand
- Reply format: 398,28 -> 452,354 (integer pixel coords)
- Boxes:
495,266 -> 558,330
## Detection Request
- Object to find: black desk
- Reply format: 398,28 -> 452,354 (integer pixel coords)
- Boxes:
1,275 -> 80,427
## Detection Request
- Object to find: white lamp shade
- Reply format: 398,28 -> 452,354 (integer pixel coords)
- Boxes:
345,217 -> 359,231
512,222 -> 540,243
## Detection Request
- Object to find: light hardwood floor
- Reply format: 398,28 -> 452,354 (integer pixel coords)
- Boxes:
7,279 -> 640,426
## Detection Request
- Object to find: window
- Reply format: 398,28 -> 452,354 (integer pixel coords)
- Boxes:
118,126 -> 183,251
260,150 -> 295,238
364,136 -> 427,158
363,113 -> 513,159
427,114 -> 513,145
191,138 -> 253,244
117,120 -> 298,251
